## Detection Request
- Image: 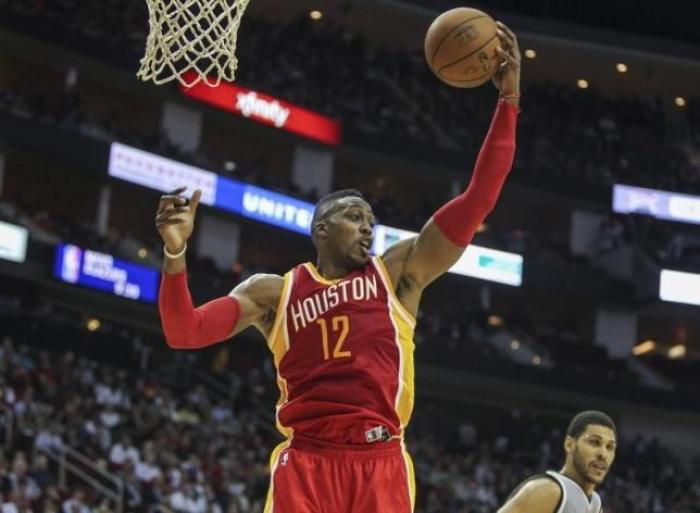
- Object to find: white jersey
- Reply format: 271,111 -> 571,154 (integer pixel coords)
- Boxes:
504,471 -> 602,513
545,470 -> 602,513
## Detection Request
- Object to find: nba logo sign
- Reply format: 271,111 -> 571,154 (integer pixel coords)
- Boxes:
61,245 -> 83,284
280,452 -> 289,466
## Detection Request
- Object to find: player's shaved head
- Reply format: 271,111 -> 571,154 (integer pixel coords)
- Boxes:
311,189 -> 368,244
312,189 -> 367,225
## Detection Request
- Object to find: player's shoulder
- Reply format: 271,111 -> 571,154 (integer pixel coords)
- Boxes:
499,475 -> 562,513
519,476 -> 562,500
239,273 -> 285,291
378,236 -> 418,283
380,237 -> 417,264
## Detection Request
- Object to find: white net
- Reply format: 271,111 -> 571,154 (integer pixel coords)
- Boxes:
137,0 -> 251,87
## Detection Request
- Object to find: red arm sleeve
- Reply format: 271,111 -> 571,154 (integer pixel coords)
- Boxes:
432,99 -> 519,247
158,270 -> 241,349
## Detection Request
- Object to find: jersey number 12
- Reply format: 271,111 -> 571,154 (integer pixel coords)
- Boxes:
316,315 -> 351,360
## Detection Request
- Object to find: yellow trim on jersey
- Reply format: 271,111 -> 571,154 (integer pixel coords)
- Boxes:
303,262 -> 343,285
267,272 -> 292,360
266,271 -> 294,439
392,305 -> 415,431
263,439 -> 292,513
373,256 -> 417,327
401,442 -> 416,511
274,374 -> 293,439
371,256 -> 416,435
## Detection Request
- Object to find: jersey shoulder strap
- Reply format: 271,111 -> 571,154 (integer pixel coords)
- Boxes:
546,471 -> 602,513
544,471 -> 569,513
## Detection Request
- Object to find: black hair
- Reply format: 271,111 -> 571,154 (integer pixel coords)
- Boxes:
566,411 -> 617,439
310,189 -> 366,234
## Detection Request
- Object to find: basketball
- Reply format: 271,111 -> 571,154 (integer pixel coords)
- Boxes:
424,7 -> 501,88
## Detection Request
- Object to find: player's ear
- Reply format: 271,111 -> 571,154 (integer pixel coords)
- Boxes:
564,435 -> 575,454
314,220 -> 329,240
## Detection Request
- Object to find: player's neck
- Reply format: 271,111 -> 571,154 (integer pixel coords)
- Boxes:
560,465 -> 596,497
315,258 -> 354,280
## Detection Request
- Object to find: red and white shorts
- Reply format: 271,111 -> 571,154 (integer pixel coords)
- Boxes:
263,435 -> 415,513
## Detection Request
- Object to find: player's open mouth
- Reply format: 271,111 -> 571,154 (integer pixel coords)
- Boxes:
591,462 -> 607,472
359,239 -> 372,251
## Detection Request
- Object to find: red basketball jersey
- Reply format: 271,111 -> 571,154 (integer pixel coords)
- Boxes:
266,257 -> 416,445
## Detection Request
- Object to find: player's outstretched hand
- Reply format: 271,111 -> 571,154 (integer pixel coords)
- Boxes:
492,21 -> 521,96
155,186 -> 202,254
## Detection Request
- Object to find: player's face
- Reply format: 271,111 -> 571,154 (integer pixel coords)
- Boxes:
566,425 -> 616,486
324,198 -> 375,268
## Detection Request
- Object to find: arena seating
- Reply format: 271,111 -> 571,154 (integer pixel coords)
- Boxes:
1,6 -> 698,199
1,310 -> 698,513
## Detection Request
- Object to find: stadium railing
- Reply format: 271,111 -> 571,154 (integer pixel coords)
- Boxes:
39,443 -> 125,513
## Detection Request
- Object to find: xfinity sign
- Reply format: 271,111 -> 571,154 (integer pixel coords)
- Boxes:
181,76 -> 342,145
236,91 -> 291,128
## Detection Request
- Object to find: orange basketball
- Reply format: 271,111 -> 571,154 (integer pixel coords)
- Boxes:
424,7 -> 501,88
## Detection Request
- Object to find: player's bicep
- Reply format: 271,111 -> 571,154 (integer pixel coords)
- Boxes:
498,479 -> 562,513
228,273 -> 283,336
228,291 -> 265,336
403,218 -> 465,288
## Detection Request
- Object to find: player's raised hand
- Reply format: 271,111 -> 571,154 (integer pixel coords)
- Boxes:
492,21 -> 521,96
155,186 -> 202,253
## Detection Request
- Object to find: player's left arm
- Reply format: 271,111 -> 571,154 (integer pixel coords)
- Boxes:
384,22 -> 521,293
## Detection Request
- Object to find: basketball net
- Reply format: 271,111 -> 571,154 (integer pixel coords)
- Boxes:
137,0 -> 251,87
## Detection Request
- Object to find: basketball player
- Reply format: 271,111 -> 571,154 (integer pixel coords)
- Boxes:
156,22 -> 520,513
497,411 -> 617,513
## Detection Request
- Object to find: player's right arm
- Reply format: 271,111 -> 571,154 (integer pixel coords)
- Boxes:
156,186 -> 283,349
497,478 -> 562,513
227,273 -> 284,337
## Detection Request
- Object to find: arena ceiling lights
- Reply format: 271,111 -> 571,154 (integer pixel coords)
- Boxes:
0,221 -> 28,263
659,269 -> 700,307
